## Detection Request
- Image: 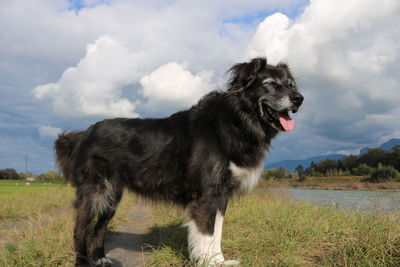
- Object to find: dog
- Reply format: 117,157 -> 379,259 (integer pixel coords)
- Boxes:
55,57 -> 303,266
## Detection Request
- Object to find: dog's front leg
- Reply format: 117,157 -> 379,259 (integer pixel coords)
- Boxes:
187,200 -> 240,266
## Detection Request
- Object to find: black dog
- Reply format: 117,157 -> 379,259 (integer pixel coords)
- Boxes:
55,57 -> 303,266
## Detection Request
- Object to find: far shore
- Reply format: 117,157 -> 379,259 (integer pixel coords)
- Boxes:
266,176 -> 400,191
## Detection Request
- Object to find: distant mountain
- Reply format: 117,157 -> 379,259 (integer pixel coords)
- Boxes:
359,147 -> 370,155
359,138 -> 400,155
265,154 -> 346,172
267,138 -> 400,172
380,138 -> 400,150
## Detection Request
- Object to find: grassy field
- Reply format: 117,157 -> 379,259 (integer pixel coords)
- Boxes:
145,182 -> 400,267
2,180 -> 400,266
0,180 -> 136,267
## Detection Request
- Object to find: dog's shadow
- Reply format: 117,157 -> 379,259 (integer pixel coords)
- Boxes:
105,222 -> 189,266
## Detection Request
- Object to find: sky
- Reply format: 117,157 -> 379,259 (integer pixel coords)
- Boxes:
0,0 -> 399,173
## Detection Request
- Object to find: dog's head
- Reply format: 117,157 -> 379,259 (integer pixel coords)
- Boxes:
228,57 -> 304,132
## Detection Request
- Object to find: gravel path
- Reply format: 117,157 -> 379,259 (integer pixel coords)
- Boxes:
105,201 -> 152,267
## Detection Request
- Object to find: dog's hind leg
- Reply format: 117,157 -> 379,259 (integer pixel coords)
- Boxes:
89,183 -> 123,267
74,197 -> 95,267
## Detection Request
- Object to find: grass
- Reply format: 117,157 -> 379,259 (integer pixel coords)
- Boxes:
0,181 -> 136,267
2,180 -> 400,266
0,180 -> 65,195
0,181 -> 73,221
144,181 -> 400,266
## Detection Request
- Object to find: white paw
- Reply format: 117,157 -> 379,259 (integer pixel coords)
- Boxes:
199,255 -> 240,266
95,257 -> 112,266
222,259 -> 240,265
197,253 -> 224,266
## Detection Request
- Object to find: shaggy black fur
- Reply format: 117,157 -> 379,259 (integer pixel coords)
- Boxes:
55,57 -> 303,266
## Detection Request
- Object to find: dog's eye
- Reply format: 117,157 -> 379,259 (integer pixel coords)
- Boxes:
286,79 -> 295,88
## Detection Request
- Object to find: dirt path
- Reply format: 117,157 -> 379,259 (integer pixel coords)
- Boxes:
105,201 -> 152,267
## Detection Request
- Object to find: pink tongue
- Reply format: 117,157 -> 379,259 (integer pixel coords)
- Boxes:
279,114 -> 295,131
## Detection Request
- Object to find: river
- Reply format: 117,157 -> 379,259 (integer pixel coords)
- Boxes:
283,188 -> 400,214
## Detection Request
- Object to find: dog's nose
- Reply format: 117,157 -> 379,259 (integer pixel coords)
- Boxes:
290,93 -> 304,106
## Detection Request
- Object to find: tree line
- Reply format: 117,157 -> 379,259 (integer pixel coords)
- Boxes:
264,145 -> 400,182
0,168 -> 63,181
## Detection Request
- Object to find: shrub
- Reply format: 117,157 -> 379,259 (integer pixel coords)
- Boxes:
369,166 -> 398,182
298,172 -> 307,182
352,163 -> 373,176
262,167 -> 292,179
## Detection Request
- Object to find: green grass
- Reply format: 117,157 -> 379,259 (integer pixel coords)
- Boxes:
0,181 -> 76,266
145,183 -> 400,267
0,182 -> 73,221
0,180 -> 66,195
2,180 -> 400,266
0,182 -> 136,267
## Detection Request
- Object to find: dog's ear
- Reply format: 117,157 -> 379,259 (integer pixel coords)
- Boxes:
228,57 -> 267,91
277,62 -> 291,73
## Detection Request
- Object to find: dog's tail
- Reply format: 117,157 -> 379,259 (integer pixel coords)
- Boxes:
54,131 -> 84,186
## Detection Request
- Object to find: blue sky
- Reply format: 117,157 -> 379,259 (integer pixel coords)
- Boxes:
1,0 -> 399,173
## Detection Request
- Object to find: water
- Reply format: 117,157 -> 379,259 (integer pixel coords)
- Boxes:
283,188 -> 400,214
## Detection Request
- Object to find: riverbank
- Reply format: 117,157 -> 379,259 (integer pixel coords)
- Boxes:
266,176 -> 400,191
145,182 -> 400,266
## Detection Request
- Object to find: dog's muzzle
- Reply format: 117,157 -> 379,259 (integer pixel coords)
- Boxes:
290,93 -> 304,113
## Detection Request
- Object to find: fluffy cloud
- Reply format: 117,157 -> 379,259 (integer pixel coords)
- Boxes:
33,36 -> 217,117
26,1 -> 303,119
38,125 -> 62,138
140,62 -> 216,112
33,36 -> 140,118
246,0 -> 400,160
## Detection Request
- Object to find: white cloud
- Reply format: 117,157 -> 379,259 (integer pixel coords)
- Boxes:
25,1 -> 302,119
140,62 -> 216,112
246,0 -> 400,152
246,13 -> 291,63
38,125 -> 62,138
33,37 -> 217,117
33,36 -> 140,118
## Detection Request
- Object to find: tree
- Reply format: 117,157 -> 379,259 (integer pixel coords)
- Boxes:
295,164 -> 306,182
0,168 -> 21,180
337,159 -> 345,171
369,166 -> 398,182
383,146 -> 400,171
313,159 -> 338,174
305,167 -> 318,176
310,161 -> 316,169
37,170 -> 63,181
341,155 -> 359,171
358,148 -> 386,168
295,165 -> 304,173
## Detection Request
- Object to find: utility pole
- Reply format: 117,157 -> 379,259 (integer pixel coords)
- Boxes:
24,154 -> 29,174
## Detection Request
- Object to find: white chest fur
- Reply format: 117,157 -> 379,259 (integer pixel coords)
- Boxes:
229,162 -> 263,193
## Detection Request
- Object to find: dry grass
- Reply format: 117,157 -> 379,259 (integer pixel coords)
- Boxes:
2,180 -> 400,266
0,183 -> 137,267
144,181 -> 400,267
